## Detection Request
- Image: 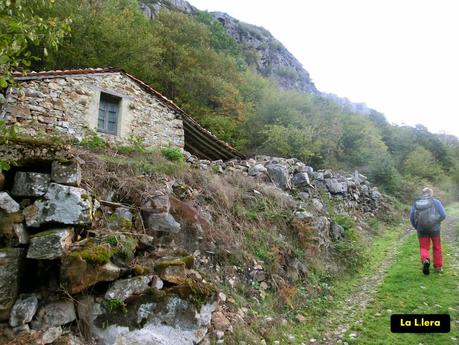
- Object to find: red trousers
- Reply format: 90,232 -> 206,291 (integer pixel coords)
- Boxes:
418,236 -> 443,268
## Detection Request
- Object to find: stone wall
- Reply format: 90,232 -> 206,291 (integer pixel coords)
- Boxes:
1,72 -> 184,148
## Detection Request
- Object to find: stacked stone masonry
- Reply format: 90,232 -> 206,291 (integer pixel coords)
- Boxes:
1,72 -> 184,148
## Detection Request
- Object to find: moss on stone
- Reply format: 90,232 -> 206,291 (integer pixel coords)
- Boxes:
70,244 -> 114,266
154,255 -> 194,272
169,278 -> 216,308
154,258 -> 186,272
102,299 -> 127,314
0,247 -> 14,254
30,229 -> 63,238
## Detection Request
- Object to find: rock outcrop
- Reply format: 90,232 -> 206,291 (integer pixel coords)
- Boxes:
140,0 -> 318,94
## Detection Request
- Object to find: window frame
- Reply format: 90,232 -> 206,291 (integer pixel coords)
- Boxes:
97,92 -> 121,135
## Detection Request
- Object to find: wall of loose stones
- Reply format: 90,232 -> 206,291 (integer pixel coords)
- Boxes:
0,73 -> 184,148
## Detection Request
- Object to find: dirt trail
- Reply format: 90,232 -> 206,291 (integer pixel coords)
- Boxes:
317,228 -> 414,344
318,215 -> 458,345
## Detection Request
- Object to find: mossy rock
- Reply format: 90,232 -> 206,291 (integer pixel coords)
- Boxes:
69,243 -> 114,266
168,278 -> 217,308
154,255 -> 194,272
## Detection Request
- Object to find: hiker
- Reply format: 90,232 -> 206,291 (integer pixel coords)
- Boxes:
409,187 -> 446,275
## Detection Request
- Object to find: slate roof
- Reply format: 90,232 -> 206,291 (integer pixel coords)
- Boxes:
13,68 -> 245,161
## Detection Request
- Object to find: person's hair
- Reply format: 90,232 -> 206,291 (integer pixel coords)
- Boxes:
422,187 -> 433,197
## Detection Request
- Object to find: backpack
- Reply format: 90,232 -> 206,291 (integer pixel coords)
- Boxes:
413,197 -> 440,231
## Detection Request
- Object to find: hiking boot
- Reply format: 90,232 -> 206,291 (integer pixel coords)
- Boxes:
422,259 -> 430,275
434,267 -> 443,273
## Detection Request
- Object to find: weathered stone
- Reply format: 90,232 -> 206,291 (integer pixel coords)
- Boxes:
51,160 -> 82,186
266,164 -> 290,190
312,217 -> 331,249
24,183 -> 92,227
108,207 -> 133,230
105,276 -> 152,301
160,264 -> 187,285
0,192 -> 20,213
42,326 -> 62,344
371,190 -> 382,200
293,210 -> 314,220
32,300 -> 76,329
13,223 -> 29,245
212,311 -> 232,332
141,211 -> 181,233
248,164 -> 267,176
27,228 -> 73,260
291,172 -> 311,188
9,295 -> 39,327
144,192 -> 170,213
325,179 -> 348,194
61,256 -> 121,295
330,222 -> 344,241
311,198 -> 324,212
0,248 -> 23,321
151,276 -> 164,290
94,297 -> 216,345
313,172 -> 325,181
77,296 -> 103,339
11,172 -> 50,197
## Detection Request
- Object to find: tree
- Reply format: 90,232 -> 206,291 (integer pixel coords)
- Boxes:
403,146 -> 443,181
43,0 -> 161,81
0,0 -> 70,93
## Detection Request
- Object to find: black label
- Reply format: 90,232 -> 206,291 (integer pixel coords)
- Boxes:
391,314 -> 450,333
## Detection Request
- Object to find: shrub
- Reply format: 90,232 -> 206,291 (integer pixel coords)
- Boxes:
160,147 -> 184,162
80,131 -> 106,150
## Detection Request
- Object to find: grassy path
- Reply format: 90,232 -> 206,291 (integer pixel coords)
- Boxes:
337,206 -> 459,345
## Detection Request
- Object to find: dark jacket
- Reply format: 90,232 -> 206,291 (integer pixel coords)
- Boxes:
409,197 -> 446,237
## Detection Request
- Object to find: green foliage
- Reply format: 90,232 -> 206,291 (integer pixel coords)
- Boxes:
194,11 -> 241,59
160,147 -> 184,162
332,215 -> 366,273
0,0 -> 70,90
102,299 -> 127,314
403,146 -> 443,181
80,130 -> 106,150
261,124 -> 318,162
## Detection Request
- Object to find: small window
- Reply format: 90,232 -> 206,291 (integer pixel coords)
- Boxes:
98,93 -> 121,135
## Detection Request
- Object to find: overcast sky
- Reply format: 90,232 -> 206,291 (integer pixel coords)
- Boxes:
190,0 -> 459,137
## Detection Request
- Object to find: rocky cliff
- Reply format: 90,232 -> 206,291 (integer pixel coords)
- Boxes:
140,0 -> 319,94
140,0 -> 380,115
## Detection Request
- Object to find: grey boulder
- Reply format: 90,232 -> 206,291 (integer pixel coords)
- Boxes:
11,172 -> 50,197
105,276 -> 152,301
142,211 -> 181,233
9,295 -> 39,327
291,172 -> 311,188
0,248 -> 23,321
0,192 -> 20,213
32,300 -> 76,329
51,160 -> 82,187
325,179 -> 348,194
266,164 -> 290,190
24,183 -> 92,227
27,228 -> 73,260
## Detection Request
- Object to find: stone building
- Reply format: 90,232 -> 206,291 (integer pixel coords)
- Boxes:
1,68 -> 243,161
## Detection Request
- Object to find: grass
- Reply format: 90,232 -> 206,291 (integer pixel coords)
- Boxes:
222,222 -> 405,344
343,207 -> 459,344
